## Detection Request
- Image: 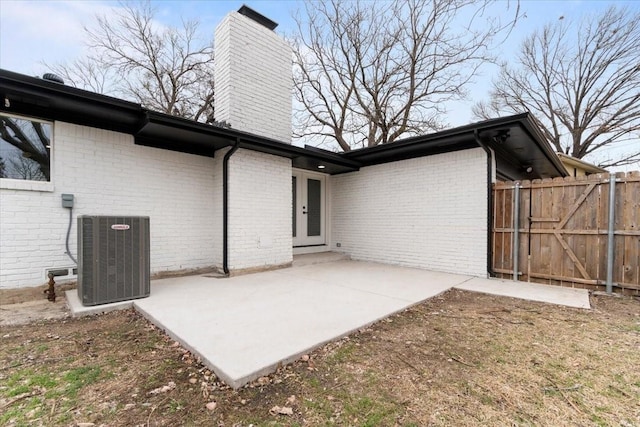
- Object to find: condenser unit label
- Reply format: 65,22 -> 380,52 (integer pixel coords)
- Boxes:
111,224 -> 131,230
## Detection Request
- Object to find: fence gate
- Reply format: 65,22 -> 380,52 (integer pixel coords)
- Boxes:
492,172 -> 640,295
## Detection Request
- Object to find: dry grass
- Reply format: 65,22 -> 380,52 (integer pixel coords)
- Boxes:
1,289 -> 638,426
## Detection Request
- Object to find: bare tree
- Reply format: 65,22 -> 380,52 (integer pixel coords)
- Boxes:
47,2 -> 215,123
292,0 -> 520,151
473,6 -> 640,168
48,57 -> 117,94
9,156 -> 46,181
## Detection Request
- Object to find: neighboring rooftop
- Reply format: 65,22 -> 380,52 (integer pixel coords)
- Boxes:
557,152 -> 607,177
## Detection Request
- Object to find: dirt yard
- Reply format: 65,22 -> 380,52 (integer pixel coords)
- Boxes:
0,284 -> 75,327
0,289 -> 638,426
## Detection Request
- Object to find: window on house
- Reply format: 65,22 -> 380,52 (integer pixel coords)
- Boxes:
0,113 -> 52,182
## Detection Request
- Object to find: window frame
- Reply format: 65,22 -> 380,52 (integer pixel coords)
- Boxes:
0,112 -> 54,192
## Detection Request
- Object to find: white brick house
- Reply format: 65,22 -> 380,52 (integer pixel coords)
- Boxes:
0,7 -> 566,291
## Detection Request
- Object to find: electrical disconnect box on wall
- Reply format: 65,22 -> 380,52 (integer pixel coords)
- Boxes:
61,194 -> 74,208
78,216 -> 150,306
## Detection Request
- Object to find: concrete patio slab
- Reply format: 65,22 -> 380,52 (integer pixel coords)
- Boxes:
65,259 -> 592,389
455,276 -> 591,309
133,260 -> 461,388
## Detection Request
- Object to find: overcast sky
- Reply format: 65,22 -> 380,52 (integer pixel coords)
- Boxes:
0,0 -> 637,169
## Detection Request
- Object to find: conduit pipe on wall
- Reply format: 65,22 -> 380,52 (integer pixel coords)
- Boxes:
65,208 -> 78,265
222,138 -> 241,276
474,129 -> 495,277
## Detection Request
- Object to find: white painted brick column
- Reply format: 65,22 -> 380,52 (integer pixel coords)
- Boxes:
226,149 -> 292,272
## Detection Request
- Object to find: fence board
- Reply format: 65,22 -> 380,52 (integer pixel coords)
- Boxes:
597,181 -> 608,285
518,185 -> 529,279
552,181 -> 560,285
621,173 -> 639,286
492,172 -> 640,295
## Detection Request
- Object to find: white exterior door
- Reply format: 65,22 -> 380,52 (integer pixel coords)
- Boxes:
292,171 -> 326,246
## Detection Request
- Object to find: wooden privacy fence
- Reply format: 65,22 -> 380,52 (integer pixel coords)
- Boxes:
492,172 -> 640,295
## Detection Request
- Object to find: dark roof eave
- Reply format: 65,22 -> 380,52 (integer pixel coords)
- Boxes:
1,68 -> 565,178
343,113 -> 567,178
140,110 -> 361,173
0,69 -> 140,110
344,113 -> 531,159
518,116 -> 568,177
1,69 -> 144,133
0,69 -> 359,173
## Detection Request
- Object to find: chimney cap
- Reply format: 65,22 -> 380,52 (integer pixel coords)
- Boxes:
237,5 -> 278,30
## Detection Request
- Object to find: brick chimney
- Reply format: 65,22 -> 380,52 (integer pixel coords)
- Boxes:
214,6 -> 292,143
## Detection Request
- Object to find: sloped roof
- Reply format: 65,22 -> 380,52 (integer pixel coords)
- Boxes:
0,69 -> 566,178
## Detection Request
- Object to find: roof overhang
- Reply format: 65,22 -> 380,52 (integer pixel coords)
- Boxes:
0,68 -> 566,179
0,69 -> 142,134
344,113 -> 568,180
135,111 -> 360,174
0,69 -> 360,175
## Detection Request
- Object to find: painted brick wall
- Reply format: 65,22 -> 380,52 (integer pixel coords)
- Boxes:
331,148 -> 488,277
214,11 -> 292,143
227,148 -> 292,270
0,122 -> 218,289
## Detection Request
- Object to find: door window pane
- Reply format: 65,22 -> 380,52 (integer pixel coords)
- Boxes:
292,176 -> 297,237
307,178 -> 321,236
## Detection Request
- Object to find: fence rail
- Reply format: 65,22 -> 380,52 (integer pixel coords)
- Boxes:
492,172 -> 640,295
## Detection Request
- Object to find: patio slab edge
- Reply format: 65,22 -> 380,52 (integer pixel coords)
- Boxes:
454,277 -> 591,309
65,290 -> 134,316
135,286 -> 453,390
132,303 -> 241,388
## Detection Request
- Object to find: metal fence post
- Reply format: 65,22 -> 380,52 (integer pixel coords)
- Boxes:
606,174 -> 616,294
513,183 -> 520,282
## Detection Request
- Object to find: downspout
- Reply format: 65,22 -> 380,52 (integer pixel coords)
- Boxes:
222,138 -> 241,276
474,129 -> 495,277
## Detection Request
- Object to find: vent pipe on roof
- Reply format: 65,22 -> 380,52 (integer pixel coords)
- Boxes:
42,73 -> 64,84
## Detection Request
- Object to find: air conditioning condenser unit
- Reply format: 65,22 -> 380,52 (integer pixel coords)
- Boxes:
78,216 -> 150,306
